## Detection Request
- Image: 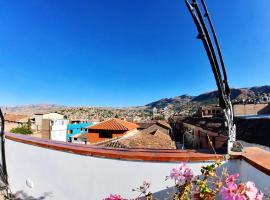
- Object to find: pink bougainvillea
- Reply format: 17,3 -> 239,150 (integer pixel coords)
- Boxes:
220,174 -> 263,200
105,162 -> 266,200
104,194 -> 126,200
169,163 -> 194,185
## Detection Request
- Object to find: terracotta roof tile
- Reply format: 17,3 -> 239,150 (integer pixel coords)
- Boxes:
87,118 -> 138,131
102,129 -> 176,149
137,121 -> 171,130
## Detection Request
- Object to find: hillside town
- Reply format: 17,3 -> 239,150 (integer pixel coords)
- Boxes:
3,87 -> 270,151
1,0 -> 270,199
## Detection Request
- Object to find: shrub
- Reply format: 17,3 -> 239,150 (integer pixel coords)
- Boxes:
10,125 -> 33,135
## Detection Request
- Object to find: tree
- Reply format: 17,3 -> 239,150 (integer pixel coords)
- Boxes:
10,125 -> 33,135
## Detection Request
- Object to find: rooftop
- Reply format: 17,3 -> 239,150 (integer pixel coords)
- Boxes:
137,120 -> 171,130
102,129 -> 176,149
87,118 -> 138,131
4,113 -> 30,123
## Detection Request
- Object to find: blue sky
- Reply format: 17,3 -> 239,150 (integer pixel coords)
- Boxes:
0,0 -> 270,107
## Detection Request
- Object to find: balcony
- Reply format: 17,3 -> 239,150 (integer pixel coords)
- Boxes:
4,133 -> 270,199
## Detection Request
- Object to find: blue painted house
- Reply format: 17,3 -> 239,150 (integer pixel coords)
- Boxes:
66,122 -> 92,142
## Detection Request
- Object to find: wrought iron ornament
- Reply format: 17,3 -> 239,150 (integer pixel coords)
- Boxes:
185,0 -> 236,153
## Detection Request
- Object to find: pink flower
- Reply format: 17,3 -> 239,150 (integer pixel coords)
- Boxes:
245,182 -> 258,200
169,163 -> 194,185
104,194 -> 125,200
220,186 -> 235,200
226,173 -> 240,185
255,191 -> 264,200
234,194 -> 247,200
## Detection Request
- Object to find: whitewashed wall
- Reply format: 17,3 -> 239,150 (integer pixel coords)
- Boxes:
51,120 -> 68,142
5,139 -> 213,200
217,159 -> 270,192
5,139 -> 270,200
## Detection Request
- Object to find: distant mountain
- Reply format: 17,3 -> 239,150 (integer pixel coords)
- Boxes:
146,86 -> 270,109
1,104 -> 66,115
2,86 -> 270,114
192,88 -> 257,104
250,86 -> 270,94
193,86 -> 270,104
146,95 -> 194,109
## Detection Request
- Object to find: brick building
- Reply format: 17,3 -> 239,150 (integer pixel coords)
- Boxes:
87,118 -> 138,143
197,105 -> 223,118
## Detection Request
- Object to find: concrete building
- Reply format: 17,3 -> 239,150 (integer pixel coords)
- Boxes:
197,105 -> 223,118
69,133 -> 88,144
233,103 -> 270,116
51,119 -> 69,142
34,112 -> 65,131
66,122 -> 92,142
41,119 -> 69,141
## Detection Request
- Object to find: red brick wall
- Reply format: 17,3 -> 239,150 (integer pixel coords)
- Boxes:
88,130 -> 127,143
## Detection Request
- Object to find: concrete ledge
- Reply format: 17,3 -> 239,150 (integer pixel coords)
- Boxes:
5,132 -> 223,162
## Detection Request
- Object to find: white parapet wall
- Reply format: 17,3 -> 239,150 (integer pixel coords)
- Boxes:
219,159 -> 270,191
5,137 -> 270,200
6,139 -> 214,200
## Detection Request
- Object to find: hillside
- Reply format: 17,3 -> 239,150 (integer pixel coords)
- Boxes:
192,88 -> 257,104
146,95 -> 194,109
1,104 -> 66,115
146,85 -> 270,109
1,86 -> 270,115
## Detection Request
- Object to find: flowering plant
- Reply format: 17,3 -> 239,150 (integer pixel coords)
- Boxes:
104,161 -> 266,200
167,163 -> 194,199
220,174 -> 264,200
104,194 -> 126,200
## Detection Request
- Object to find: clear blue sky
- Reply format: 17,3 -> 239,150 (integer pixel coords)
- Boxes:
0,0 -> 270,107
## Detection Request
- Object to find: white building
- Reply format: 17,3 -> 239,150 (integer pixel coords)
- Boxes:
34,112 -> 65,131
50,119 -> 69,142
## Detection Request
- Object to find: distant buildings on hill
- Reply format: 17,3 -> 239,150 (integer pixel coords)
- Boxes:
4,100 -> 270,150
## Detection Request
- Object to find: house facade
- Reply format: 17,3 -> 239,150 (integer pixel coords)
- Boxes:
34,112 -> 65,131
50,119 -> 69,142
66,122 -> 92,142
87,118 -> 138,143
41,119 -> 69,141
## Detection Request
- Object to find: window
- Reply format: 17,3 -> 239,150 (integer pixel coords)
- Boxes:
99,131 -> 112,138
